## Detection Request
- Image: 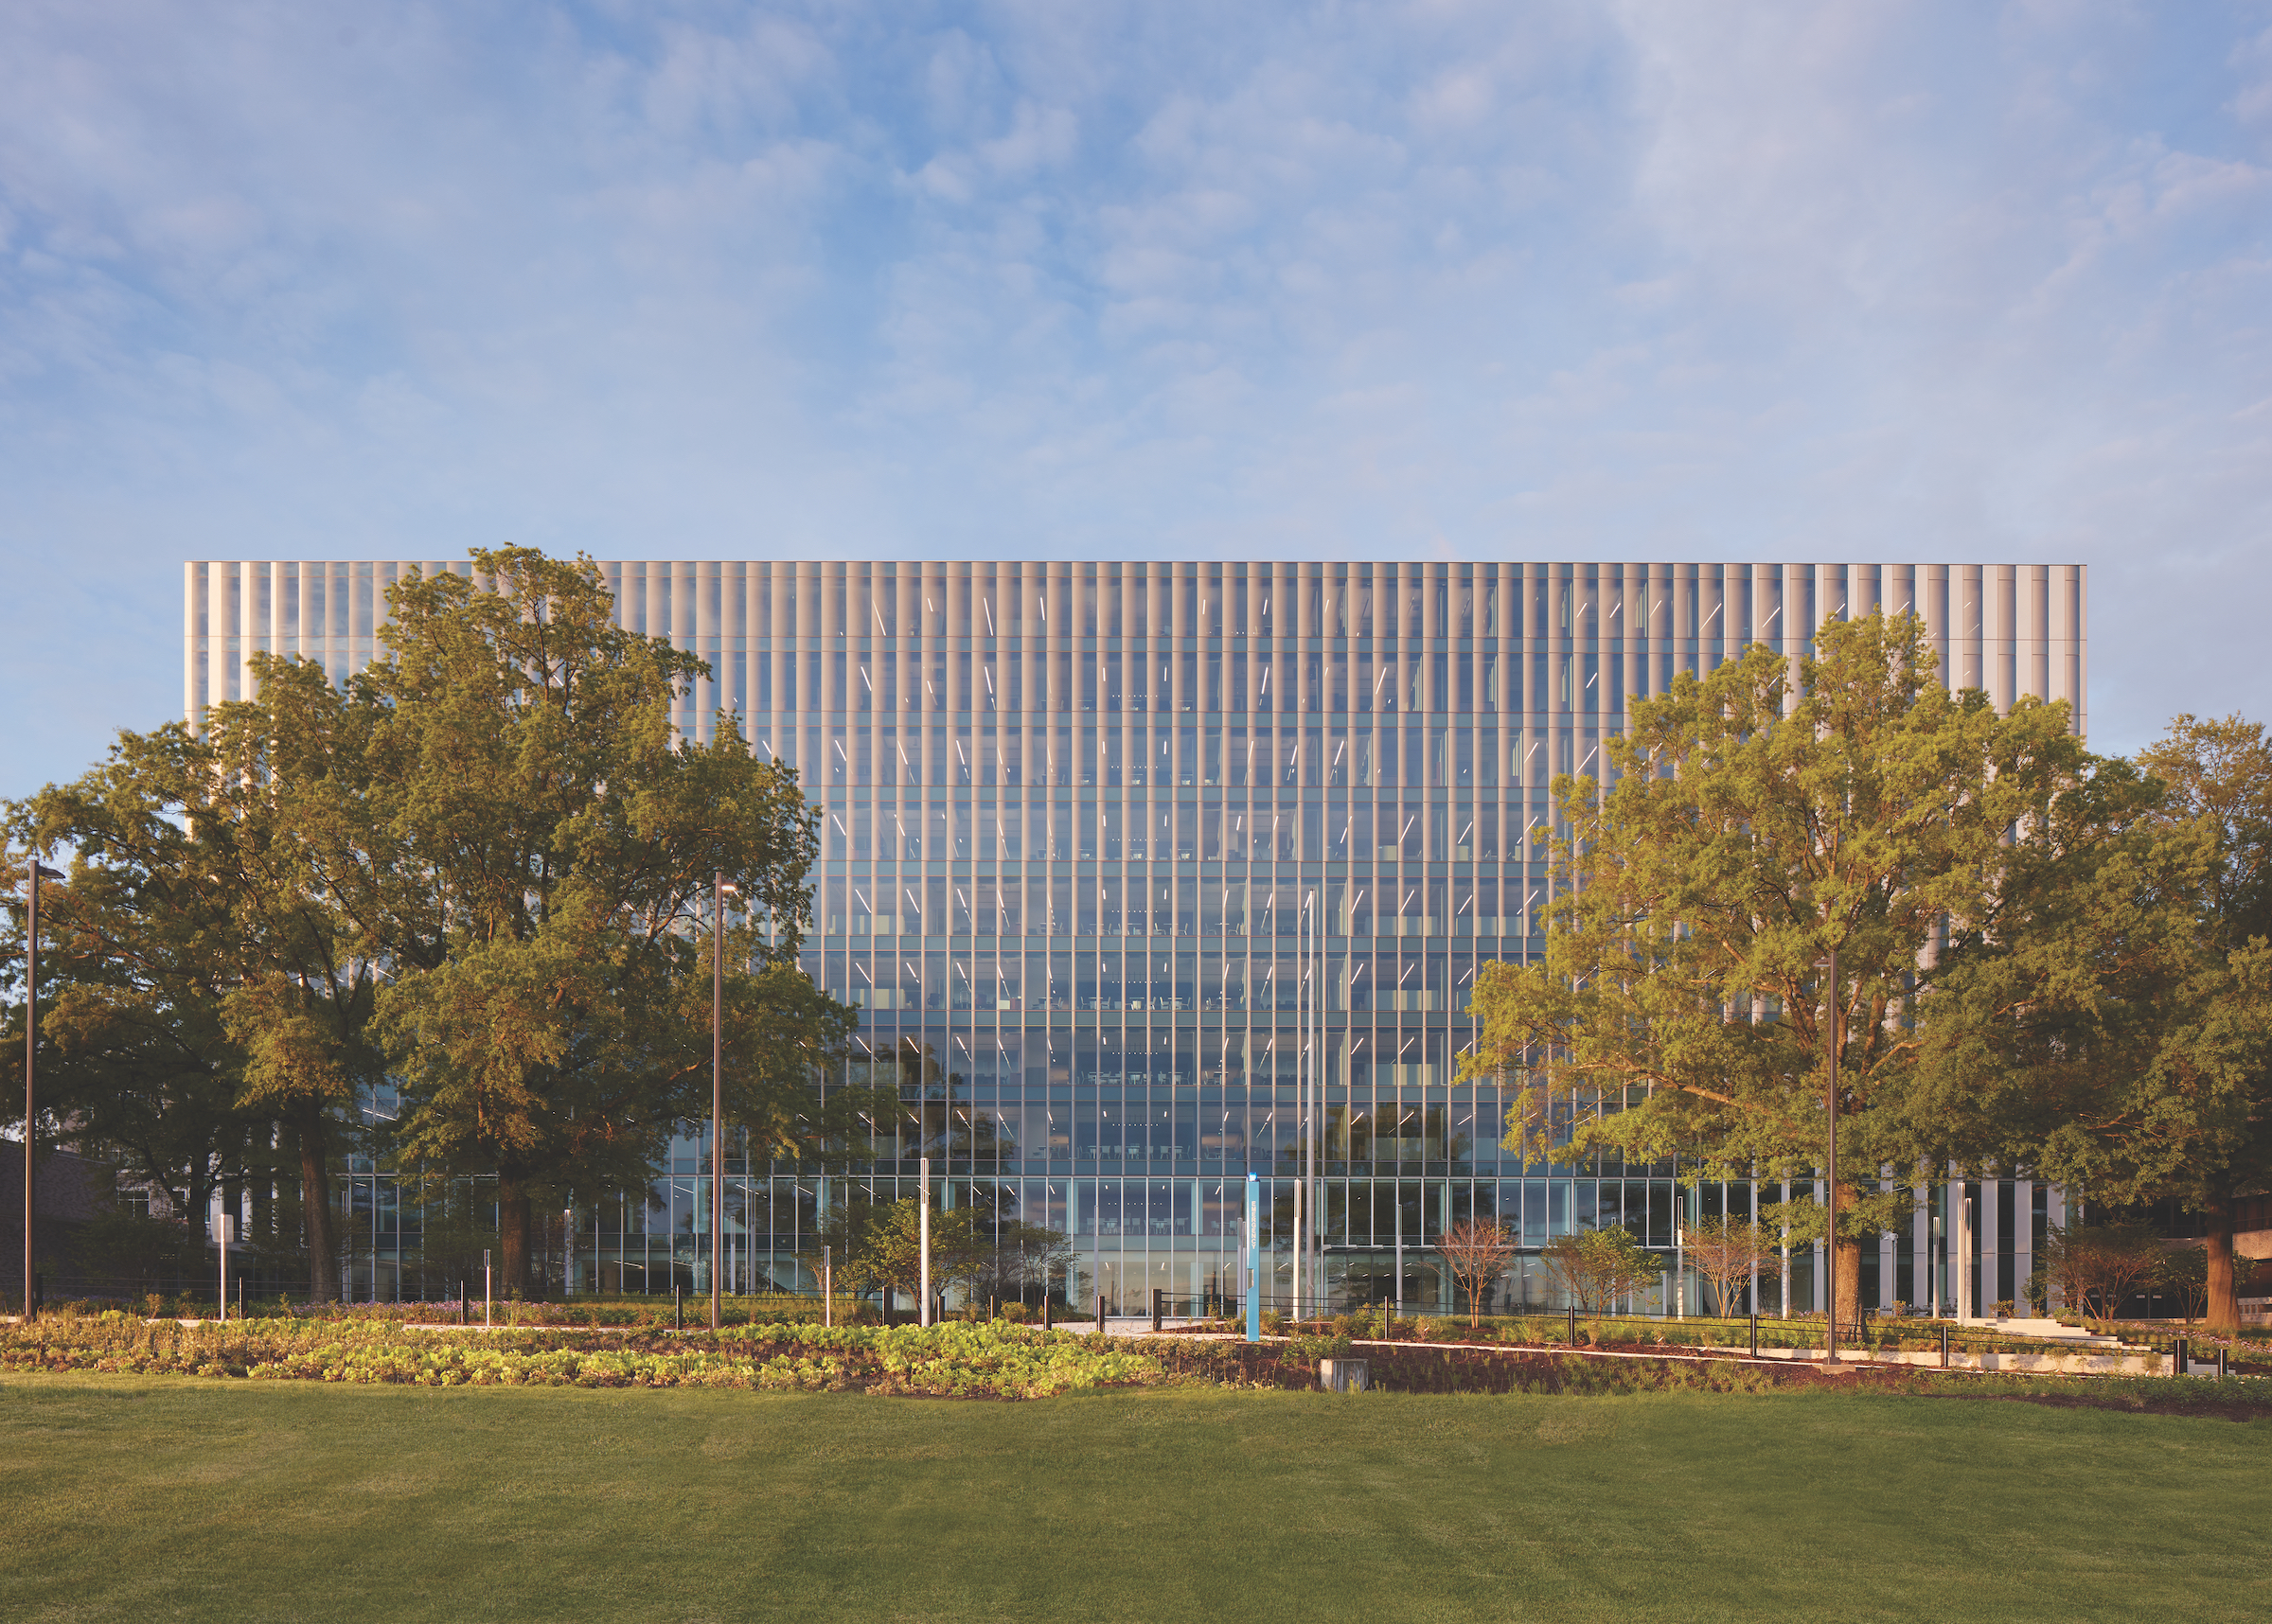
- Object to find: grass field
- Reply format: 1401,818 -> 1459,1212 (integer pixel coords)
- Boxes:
1,1375 -> 2263,1623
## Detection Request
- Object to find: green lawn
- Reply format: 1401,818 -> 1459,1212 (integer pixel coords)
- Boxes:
0,1375 -> 2263,1623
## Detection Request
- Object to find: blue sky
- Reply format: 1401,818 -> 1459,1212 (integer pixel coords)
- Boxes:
4,1 -> 2267,792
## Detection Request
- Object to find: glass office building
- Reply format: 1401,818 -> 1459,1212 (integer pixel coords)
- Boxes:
186,559 -> 2087,1316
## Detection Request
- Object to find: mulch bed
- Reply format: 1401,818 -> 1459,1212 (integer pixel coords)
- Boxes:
1142,1339 -> 1920,1395
1140,1333 -> 2272,1413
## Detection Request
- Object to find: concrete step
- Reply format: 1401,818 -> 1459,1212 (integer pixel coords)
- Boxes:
1983,1316 -> 2127,1349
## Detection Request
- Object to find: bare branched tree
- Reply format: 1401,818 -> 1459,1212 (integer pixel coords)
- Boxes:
1684,1215 -> 1777,1317
1436,1219 -> 1516,1329
2040,1223 -> 2165,1328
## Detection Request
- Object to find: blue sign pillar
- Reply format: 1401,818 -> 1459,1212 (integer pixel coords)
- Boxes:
1245,1173 -> 1262,1344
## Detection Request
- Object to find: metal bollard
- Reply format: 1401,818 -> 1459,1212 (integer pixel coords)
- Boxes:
1095,1293 -> 1106,1335
460,1281 -> 469,1327
1151,1288 -> 1163,1334
2217,1347 -> 2228,1380
1940,1323 -> 1950,1369
1568,1305 -> 1578,1346
2175,1336 -> 2188,1376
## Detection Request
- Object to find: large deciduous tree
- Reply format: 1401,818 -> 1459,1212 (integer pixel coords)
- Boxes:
14,546 -> 858,1301
1920,715 -> 2272,1331
337,548 -> 856,1294
1,848 -> 258,1244
2121,717 -> 2272,1331
1462,611 -> 2087,1333
9,714 -> 380,1302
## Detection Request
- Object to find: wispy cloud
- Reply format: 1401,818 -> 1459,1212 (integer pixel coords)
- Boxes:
2,0 -> 2266,788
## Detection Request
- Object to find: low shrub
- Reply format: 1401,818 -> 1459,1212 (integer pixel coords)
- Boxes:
13,1314 -> 2226,1405
0,1317 -> 1157,1399
285,1296 -> 881,1329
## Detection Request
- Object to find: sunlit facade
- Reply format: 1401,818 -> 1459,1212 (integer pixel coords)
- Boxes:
186,559 -> 2086,1316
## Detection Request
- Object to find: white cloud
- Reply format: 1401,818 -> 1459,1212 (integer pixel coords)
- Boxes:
0,0 -> 2267,786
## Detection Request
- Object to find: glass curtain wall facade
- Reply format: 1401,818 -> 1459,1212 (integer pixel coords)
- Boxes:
186,559 -> 2088,1315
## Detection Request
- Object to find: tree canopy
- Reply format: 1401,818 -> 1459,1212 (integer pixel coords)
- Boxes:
1918,715 -> 2272,1329
829,1198 -> 977,1309
1462,611 -> 2089,1329
10,547 -> 858,1297
8,708 -> 386,1299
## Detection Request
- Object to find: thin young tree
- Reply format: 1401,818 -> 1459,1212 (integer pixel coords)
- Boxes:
832,1198 -> 979,1319
1436,1218 -> 1516,1329
1539,1226 -> 1661,1317
968,1222 -> 1077,1311
2161,1246 -> 2211,1326
2039,1223 -> 2167,1328
1684,1215 -> 1776,1318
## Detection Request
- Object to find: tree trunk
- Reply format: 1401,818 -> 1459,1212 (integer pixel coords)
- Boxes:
497,1174 -> 532,1298
1833,1235 -> 1863,1340
2204,1194 -> 2239,1334
295,1107 -> 338,1303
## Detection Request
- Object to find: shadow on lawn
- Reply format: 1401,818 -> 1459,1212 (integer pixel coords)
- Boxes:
1133,1337 -> 2272,1419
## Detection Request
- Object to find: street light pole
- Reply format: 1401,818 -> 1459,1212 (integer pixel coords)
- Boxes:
216,1212 -> 234,1323
1299,894 -> 1318,1326
1311,887 -> 1323,1319
712,871 -> 738,1333
20,857 -> 62,1325
1821,945 -> 1840,1365
1393,1179 -> 1404,1330
1307,892 -> 1319,1317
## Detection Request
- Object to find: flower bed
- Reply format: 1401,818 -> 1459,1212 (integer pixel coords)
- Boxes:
0,1314 -> 1926,1400
0,1315 -> 1157,1399
1255,1310 -> 2151,1364
13,1312 -> 2254,1402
